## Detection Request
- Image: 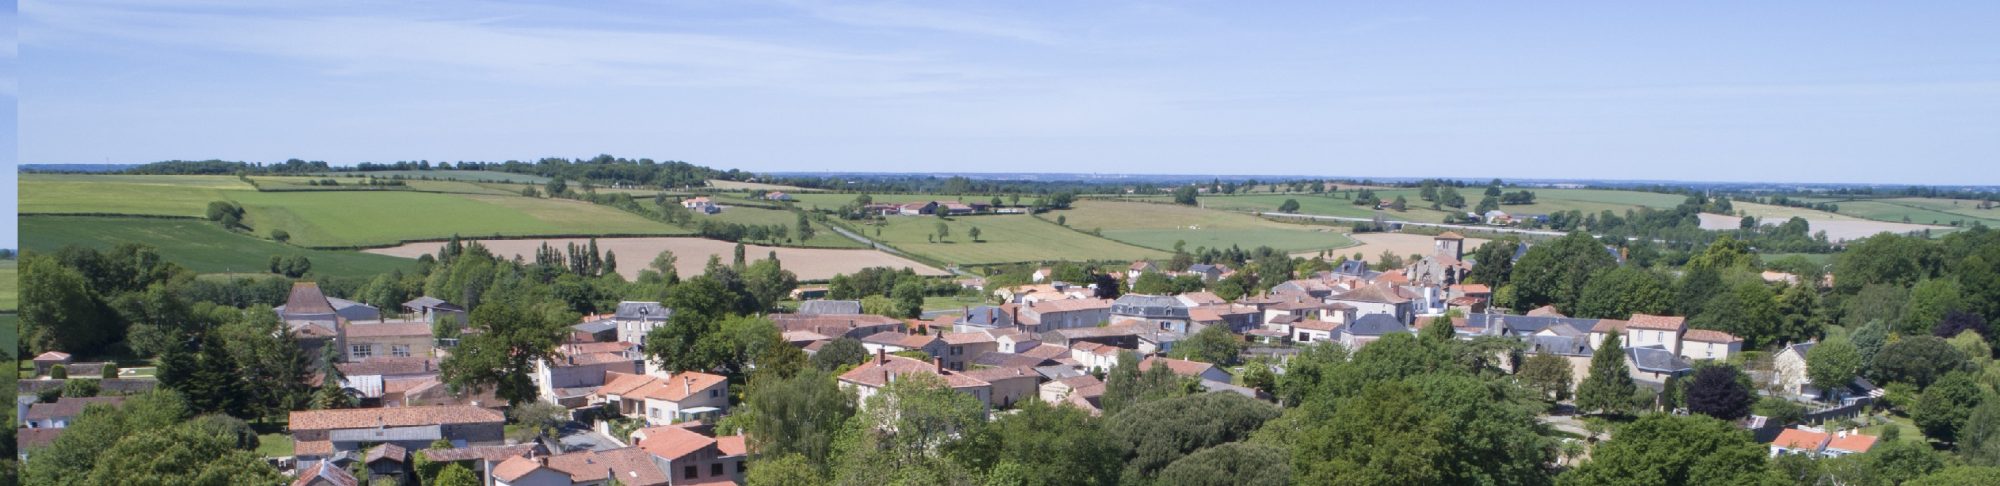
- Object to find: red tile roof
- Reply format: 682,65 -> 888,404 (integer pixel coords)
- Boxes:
33,351 -> 71,362
635,425 -> 717,461
1292,320 -> 1341,332
1435,231 -> 1465,240
1772,428 -> 1830,451
625,372 -> 728,403
1683,329 -> 1743,343
1139,356 -> 1218,378
1526,305 -> 1566,318
1826,432 -> 1877,453
293,460 -> 359,486
1626,314 -> 1687,331
284,282 -> 339,315
343,320 -> 434,338
838,353 -> 990,389
1590,319 -> 1627,333
289,405 -> 504,431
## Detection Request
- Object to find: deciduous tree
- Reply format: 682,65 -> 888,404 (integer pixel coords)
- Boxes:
441,301 -> 567,406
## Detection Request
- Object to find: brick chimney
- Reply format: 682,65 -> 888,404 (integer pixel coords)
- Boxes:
876,348 -> 886,365
933,357 -> 943,373
683,376 -> 692,397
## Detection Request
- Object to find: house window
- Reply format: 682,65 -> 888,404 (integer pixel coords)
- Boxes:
738,461 -> 747,474
951,346 -> 963,356
649,408 -> 660,419
711,463 -> 724,476
709,390 -> 719,398
684,465 -> 698,479
1297,332 -> 1311,342
350,344 -> 372,359
390,345 -> 411,357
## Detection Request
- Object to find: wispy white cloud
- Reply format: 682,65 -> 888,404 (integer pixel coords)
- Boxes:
24,1 -> 1037,97
781,1 -> 1064,45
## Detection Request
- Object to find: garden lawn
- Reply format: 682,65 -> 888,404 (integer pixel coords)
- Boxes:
229,191 -> 685,247
854,214 -> 1167,265
1054,200 -> 1355,253
22,215 -> 418,279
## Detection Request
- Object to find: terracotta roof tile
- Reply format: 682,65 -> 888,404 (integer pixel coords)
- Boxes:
1683,329 -> 1742,343
289,405 -> 503,431
1626,314 -> 1687,331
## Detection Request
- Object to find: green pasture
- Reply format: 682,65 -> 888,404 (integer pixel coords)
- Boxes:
700,206 -> 866,248
1055,200 -> 1354,253
22,174 -> 253,217
0,260 -> 16,311
227,191 -> 684,247
23,216 -> 419,278
317,170 -> 552,183
1881,198 -> 2000,225
851,214 -> 1167,265
788,193 -> 1003,209
1830,200 -> 1988,227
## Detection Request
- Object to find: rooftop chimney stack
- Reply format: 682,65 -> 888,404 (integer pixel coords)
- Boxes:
876,348 -> 886,365
934,357 -> 943,373
683,376 -> 692,397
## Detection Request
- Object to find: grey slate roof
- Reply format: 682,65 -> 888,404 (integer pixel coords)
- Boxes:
614,301 -> 671,322
974,353 -> 1054,368
1627,345 -> 1693,374
1344,313 -> 1411,336
962,306 -> 1016,327
1459,314 -> 1600,337
1111,294 -> 1188,318
1526,335 -> 1595,357
572,319 -> 617,334
1786,341 -> 1816,357
797,300 -> 864,315
329,425 -> 442,443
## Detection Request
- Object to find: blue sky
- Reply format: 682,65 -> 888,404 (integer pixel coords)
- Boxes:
16,1 -> 2000,185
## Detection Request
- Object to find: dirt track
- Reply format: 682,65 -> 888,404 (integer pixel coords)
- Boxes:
365,237 -> 947,281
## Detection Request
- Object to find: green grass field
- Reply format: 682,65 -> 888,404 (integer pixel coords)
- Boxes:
1829,200 -> 1986,227
1054,200 -> 1355,252
22,216 -> 419,278
788,193 -> 1003,209
1108,188 -> 1690,224
700,206 -> 866,248
315,169 -> 552,183
1879,198 -> 2000,225
852,214 -> 1168,265
22,174 -> 254,217
225,191 -> 685,247
0,260 -> 17,311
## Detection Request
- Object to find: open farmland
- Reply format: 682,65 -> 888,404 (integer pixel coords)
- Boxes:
1109,194 -> 1457,221
1696,209 -> 1946,242
365,237 -> 945,281
706,179 -> 820,192
22,215 -> 417,279
1296,232 -> 1490,262
787,193 -> 1003,209
849,214 -> 1168,265
698,206 -> 866,248
1055,200 -> 1355,253
229,191 -> 685,247
0,259 -> 17,311
1885,198 -> 2000,223
315,169 -> 552,183
22,174 -> 254,216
